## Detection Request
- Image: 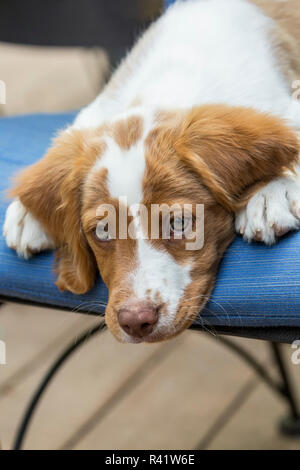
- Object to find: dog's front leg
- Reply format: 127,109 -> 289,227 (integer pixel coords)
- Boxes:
3,198 -> 54,259
235,167 -> 300,245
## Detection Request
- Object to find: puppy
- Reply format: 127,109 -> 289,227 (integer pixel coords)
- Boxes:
4,0 -> 300,343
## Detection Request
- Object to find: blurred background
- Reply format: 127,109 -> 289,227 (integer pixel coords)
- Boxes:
0,0 -> 162,115
0,0 -> 299,451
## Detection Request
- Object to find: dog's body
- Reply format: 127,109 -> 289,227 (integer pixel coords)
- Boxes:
76,0 -> 300,127
4,0 -> 300,342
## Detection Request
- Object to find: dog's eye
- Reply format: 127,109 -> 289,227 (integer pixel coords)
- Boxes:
170,216 -> 191,234
95,222 -> 111,242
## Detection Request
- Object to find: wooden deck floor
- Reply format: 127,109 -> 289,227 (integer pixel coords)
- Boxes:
0,302 -> 299,450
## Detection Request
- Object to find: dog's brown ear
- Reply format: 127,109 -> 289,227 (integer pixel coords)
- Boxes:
175,105 -> 299,211
10,129 -> 100,294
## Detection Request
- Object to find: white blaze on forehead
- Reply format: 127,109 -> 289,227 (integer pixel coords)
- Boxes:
91,109 -> 153,206
94,137 -> 146,206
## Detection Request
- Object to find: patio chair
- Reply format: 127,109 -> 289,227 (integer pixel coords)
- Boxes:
0,0 -> 300,450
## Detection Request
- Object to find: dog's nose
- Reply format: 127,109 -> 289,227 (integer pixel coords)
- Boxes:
118,301 -> 159,338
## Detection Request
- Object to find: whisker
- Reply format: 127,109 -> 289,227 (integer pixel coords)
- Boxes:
180,293 -> 233,325
72,300 -> 107,315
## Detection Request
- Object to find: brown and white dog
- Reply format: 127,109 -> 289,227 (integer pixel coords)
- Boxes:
3,0 -> 300,343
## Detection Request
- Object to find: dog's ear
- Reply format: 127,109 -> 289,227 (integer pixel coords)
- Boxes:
10,129 -> 101,294
175,105 -> 299,211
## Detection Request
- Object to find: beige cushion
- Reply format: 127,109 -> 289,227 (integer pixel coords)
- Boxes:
0,42 -> 109,116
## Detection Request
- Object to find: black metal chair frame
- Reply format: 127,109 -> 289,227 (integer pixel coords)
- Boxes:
1,297 -> 300,450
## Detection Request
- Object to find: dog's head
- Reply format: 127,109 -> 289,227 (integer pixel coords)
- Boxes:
13,105 -> 299,342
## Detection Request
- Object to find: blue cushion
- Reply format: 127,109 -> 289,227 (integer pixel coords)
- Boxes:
0,112 -> 300,328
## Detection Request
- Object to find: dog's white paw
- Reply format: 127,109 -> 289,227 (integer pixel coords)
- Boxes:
235,178 -> 300,245
3,199 -> 54,259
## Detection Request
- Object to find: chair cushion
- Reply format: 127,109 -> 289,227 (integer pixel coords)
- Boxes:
1,112 -> 300,328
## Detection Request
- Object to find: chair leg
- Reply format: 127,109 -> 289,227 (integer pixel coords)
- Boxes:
209,335 -> 300,437
271,342 -> 300,436
13,321 -> 106,450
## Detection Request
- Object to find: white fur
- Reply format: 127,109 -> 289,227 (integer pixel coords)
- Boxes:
133,239 -> 191,332
91,109 -> 153,206
3,199 -> 53,259
75,0 -> 298,128
93,137 -> 146,206
123,212 -> 191,342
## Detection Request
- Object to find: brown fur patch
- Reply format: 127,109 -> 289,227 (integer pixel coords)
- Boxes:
130,97 -> 142,108
112,115 -> 143,150
149,105 -> 299,212
174,104 -> 299,211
